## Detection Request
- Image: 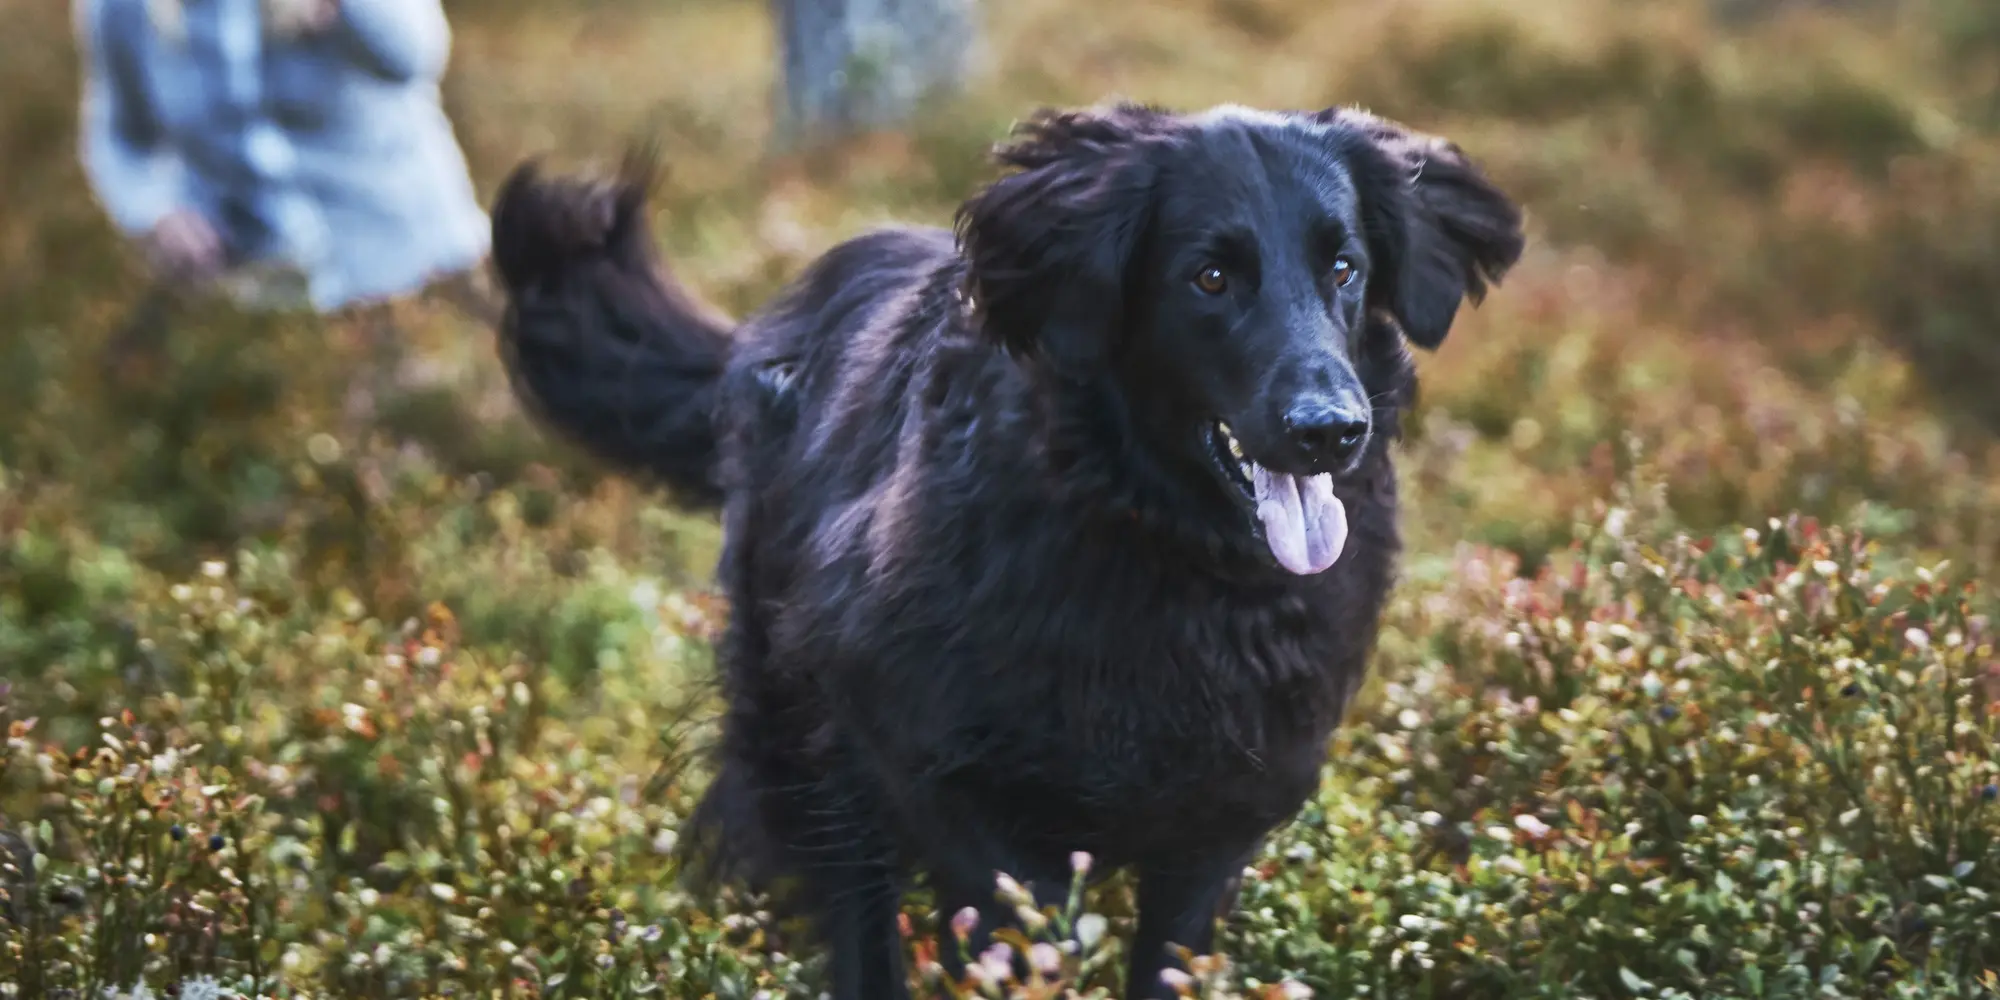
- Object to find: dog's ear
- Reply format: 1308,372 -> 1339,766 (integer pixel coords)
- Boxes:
954,102 -> 1166,377
1317,108 -> 1525,351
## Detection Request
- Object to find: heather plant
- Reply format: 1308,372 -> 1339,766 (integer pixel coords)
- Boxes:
7,463 -> 1999,998
1226,480 -> 2000,999
5,0 -> 2000,996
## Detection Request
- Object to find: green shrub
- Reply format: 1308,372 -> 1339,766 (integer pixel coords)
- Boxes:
5,471 -> 1998,998
5,0 -> 2000,996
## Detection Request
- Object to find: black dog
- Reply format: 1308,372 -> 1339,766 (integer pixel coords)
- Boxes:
487,101 -> 1523,999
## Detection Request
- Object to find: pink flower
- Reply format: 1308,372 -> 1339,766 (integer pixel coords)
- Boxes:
978,943 -> 1015,983
994,872 -> 1029,903
1030,942 -> 1062,976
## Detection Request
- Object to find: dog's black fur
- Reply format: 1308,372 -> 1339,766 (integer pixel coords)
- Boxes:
488,102 -> 1524,999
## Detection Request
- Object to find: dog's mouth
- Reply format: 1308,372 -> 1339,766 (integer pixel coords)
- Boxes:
1209,419 -> 1257,497
1207,420 -> 1350,576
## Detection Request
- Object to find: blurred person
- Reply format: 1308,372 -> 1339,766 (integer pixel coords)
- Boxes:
74,0 -> 496,416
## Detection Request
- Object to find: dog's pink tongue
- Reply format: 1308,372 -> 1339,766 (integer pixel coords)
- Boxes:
1253,466 -> 1349,575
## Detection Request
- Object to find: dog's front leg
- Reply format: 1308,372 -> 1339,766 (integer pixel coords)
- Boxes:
796,761 -> 910,1000
1127,849 -> 1256,1000
820,858 -> 910,1000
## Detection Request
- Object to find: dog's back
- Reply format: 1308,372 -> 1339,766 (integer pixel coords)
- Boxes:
715,225 -> 963,496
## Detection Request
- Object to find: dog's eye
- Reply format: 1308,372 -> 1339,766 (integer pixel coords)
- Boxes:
1194,266 -> 1229,295
1332,256 -> 1360,288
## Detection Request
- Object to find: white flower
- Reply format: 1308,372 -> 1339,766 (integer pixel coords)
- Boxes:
994,872 -> 1028,903
630,579 -> 662,612
1280,980 -> 1315,1000
1514,814 -> 1552,838
1070,850 -> 1092,875
1075,912 -> 1109,949
177,976 -> 225,1000
1604,508 -> 1629,538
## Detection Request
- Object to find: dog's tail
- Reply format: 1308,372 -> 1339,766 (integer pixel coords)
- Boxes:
489,147 -> 733,507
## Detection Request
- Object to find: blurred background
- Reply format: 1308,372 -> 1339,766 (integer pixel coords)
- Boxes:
4,0 -> 2000,996
5,0 -> 1998,591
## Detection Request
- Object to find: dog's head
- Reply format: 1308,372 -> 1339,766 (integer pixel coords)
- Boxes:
955,101 -> 1525,574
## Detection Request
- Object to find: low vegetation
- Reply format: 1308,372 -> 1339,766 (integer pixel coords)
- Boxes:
2,0 -> 1997,996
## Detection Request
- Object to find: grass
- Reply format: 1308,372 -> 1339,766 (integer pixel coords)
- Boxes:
2,0 -> 1999,996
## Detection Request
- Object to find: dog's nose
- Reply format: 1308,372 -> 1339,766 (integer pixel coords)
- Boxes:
1284,402 -> 1370,467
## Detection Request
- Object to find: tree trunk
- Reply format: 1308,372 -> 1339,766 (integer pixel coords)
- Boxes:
771,0 -> 977,147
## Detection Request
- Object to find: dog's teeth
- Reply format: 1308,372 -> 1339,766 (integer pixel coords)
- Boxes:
1219,422 -> 1244,461
1239,460 -> 1255,480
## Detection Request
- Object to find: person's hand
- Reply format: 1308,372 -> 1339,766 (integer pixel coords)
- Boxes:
265,0 -> 339,36
141,208 -> 225,286
299,0 -> 339,33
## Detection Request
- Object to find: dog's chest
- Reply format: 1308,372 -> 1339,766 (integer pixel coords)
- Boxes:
933,581 -> 1352,840
786,465 -> 1387,853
